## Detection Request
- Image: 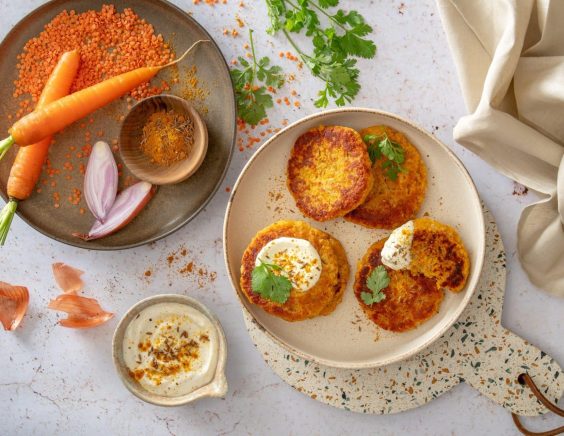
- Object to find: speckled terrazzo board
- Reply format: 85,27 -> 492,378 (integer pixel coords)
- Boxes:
243,205 -> 563,415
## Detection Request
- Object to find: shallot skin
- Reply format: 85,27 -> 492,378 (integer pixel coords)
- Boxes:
48,294 -> 114,329
84,141 -> 118,222
52,262 -> 84,294
0,281 -> 29,331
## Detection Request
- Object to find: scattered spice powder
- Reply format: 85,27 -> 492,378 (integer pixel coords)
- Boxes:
178,66 -> 209,113
163,246 -> 217,288
131,316 -> 201,384
179,262 -> 194,274
140,110 -> 194,166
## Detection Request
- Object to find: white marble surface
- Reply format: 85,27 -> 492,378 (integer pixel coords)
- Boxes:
1,1 -> 563,435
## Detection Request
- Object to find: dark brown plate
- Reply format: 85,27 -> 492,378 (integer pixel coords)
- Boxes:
0,0 -> 235,250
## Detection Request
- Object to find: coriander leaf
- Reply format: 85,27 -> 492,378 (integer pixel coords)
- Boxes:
309,53 -> 360,107
235,87 -> 273,126
337,31 -> 376,58
367,146 -> 381,163
232,29 -> 284,125
265,0 -> 377,108
266,0 -> 286,34
318,0 -> 339,8
363,133 -> 407,179
334,10 -> 365,27
251,261 -> 292,304
361,265 -> 389,305
262,64 -> 285,88
251,262 -> 270,290
258,56 -> 270,66
367,265 -> 390,293
270,274 -> 293,302
351,22 -> 372,37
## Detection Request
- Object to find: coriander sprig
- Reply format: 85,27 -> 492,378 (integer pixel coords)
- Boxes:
364,133 -> 407,181
361,265 -> 389,305
265,0 -> 376,107
231,29 -> 285,125
251,260 -> 293,304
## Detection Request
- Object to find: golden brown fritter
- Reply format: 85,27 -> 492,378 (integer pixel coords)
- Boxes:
287,126 -> 373,221
345,125 -> 427,229
354,239 -> 443,332
240,220 -> 349,322
318,234 -> 349,316
409,218 -> 470,293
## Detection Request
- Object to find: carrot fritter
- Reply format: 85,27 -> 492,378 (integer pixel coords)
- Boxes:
354,239 -> 443,332
240,220 -> 349,322
410,218 -> 470,293
345,125 -> 427,229
287,126 -> 373,221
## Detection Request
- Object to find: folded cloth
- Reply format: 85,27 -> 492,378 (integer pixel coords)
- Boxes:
437,0 -> 564,297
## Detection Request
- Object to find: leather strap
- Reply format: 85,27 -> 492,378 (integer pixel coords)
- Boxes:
512,373 -> 564,435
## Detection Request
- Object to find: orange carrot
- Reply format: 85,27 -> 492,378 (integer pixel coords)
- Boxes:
10,66 -> 159,146
0,40 -> 207,154
0,50 -> 80,245
8,50 -> 80,200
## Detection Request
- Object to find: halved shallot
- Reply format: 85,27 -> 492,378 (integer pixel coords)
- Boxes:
0,281 -> 29,331
48,294 -> 114,329
84,141 -> 118,222
75,181 -> 155,241
52,262 -> 84,294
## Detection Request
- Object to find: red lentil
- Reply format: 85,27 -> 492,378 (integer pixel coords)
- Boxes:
13,5 -> 174,111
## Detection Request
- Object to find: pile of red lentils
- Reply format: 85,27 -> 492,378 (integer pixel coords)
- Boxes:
13,4 -> 174,118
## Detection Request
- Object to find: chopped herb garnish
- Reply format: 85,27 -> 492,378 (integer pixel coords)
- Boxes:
361,265 -> 389,305
363,133 -> 407,180
251,260 -> 292,303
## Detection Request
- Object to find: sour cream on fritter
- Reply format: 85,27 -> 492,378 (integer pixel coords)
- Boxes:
381,220 -> 414,270
256,237 -> 322,291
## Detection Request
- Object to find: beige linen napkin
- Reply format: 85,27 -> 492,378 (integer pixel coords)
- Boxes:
437,0 -> 564,297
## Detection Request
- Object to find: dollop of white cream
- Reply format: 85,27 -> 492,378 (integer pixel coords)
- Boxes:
122,302 -> 218,397
381,220 -> 414,270
256,237 -> 322,292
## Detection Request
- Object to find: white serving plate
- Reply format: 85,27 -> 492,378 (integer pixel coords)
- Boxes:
224,108 -> 485,369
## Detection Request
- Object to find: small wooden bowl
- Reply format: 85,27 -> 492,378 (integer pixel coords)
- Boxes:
120,95 -> 208,185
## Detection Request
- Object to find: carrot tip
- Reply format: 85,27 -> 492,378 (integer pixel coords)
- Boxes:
0,200 -> 18,246
0,136 -> 15,161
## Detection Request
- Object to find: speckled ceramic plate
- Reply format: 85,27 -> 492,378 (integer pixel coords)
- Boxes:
243,206 -> 564,414
224,108 -> 485,369
0,0 -> 235,249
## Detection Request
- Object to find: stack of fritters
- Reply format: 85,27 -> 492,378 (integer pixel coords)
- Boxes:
240,220 -> 349,322
345,125 -> 427,229
354,218 -> 470,332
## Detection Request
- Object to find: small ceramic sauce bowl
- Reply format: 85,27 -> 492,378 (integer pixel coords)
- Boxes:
119,95 -> 208,185
112,294 -> 227,406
